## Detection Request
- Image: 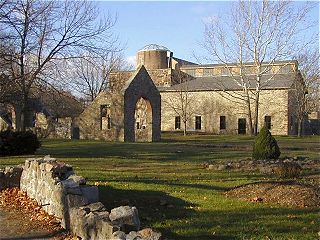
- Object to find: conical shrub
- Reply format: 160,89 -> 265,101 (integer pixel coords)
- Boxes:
252,126 -> 280,160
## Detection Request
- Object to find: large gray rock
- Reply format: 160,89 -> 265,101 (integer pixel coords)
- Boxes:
69,206 -> 119,240
81,186 -> 99,203
66,194 -> 89,208
109,206 -> 140,232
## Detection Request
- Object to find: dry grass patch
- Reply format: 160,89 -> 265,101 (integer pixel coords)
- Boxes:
225,181 -> 320,208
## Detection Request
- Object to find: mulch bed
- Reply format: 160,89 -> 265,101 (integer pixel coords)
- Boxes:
225,181 -> 320,208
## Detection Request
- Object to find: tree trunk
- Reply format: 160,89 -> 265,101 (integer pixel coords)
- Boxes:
245,91 -> 254,135
253,91 -> 260,136
297,118 -> 303,137
183,120 -> 187,136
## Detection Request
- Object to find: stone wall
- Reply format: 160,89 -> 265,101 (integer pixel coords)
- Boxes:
161,89 -> 290,135
3,157 -> 164,240
20,156 -> 99,229
78,92 -> 125,141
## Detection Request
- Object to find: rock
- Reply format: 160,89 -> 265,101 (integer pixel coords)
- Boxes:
70,207 -> 119,240
138,228 -> 162,240
217,165 -> 227,170
208,164 -> 215,170
126,231 -> 142,240
112,231 -> 126,240
81,186 -> 99,203
68,175 -> 86,185
83,202 -> 106,212
43,155 -> 56,161
66,194 -> 89,208
109,206 -> 140,232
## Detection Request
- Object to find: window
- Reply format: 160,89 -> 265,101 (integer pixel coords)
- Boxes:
100,105 -> 111,130
195,116 -> 201,130
220,116 -> 226,130
203,68 -> 213,77
185,69 -> 196,77
264,116 -> 271,130
221,67 -> 230,75
175,116 -> 181,130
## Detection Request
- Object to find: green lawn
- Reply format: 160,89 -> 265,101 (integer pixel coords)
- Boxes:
1,134 -> 319,240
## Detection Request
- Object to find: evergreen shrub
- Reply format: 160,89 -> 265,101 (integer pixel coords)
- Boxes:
0,130 -> 40,156
252,126 -> 280,160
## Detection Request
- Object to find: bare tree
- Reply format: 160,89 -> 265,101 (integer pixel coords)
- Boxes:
200,0 -> 317,135
0,0 -> 118,131
293,49 -> 320,136
62,51 -> 129,103
162,71 -> 196,136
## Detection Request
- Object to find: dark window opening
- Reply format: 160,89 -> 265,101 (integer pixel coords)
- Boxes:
264,115 -> 271,129
238,118 -> 246,134
195,116 -> 201,130
220,116 -> 226,130
175,116 -> 181,130
136,122 -> 140,129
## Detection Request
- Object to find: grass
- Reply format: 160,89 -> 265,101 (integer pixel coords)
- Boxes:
1,133 -> 319,239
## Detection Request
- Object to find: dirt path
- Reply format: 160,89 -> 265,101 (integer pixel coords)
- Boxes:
0,206 -> 66,240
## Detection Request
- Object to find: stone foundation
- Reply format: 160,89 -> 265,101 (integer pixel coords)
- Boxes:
1,157 -> 163,240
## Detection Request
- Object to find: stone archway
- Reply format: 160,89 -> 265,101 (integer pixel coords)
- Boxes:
123,66 -> 161,142
134,97 -> 152,142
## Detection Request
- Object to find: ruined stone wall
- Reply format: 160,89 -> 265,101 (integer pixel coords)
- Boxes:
161,89 -> 289,135
78,92 -> 125,141
20,156 -> 99,229
1,158 -> 163,240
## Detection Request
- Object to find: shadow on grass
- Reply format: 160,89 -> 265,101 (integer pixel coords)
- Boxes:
36,140 -> 250,163
98,185 -> 319,240
97,185 -> 239,240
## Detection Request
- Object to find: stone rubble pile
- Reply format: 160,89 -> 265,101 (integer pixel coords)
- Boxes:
205,157 -> 319,174
0,156 -> 164,240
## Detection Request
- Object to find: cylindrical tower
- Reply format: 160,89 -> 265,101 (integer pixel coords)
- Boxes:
136,44 -> 171,70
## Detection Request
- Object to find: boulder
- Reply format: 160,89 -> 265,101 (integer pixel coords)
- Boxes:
109,206 -> 140,232
112,231 -> 126,240
138,228 -> 163,240
69,206 -> 119,240
81,186 -> 99,203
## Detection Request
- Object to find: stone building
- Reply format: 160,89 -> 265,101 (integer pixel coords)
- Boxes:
78,66 -> 161,142
0,90 -> 83,138
79,44 -> 309,140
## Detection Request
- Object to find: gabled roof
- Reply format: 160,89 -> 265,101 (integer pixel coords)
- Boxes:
159,73 -> 297,92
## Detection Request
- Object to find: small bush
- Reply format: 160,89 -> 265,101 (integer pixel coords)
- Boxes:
273,162 -> 302,179
252,126 -> 280,160
0,130 -> 41,156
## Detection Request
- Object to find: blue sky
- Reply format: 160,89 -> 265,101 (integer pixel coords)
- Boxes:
98,1 -> 319,66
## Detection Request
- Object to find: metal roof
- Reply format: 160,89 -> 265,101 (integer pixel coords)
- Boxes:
138,44 -> 170,52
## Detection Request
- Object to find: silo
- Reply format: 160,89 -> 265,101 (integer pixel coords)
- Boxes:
137,44 -> 171,70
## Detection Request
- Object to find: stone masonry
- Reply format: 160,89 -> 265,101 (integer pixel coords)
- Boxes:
1,157 -> 163,240
78,65 -> 161,142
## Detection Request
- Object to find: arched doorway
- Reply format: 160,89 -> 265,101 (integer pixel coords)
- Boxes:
123,65 -> 161,142
134,97 -> 152,142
